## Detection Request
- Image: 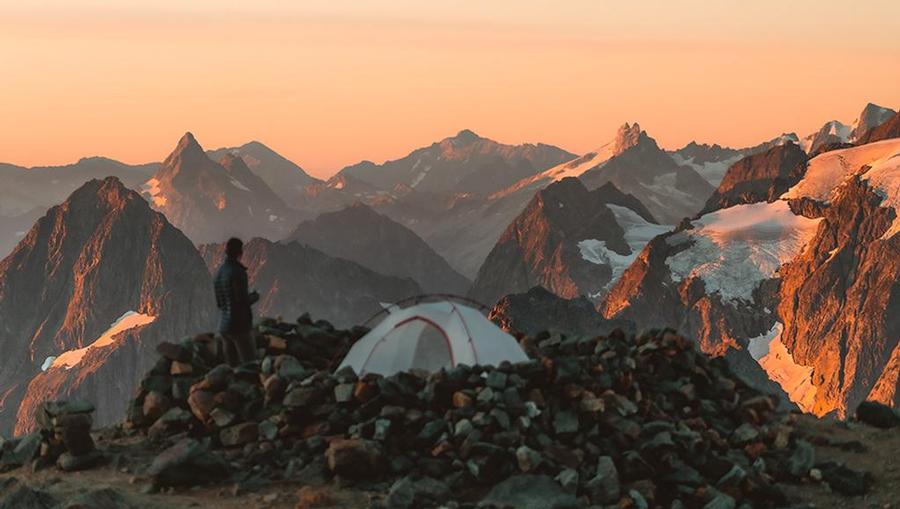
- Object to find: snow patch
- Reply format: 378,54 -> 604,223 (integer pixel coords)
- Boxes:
269,214 -> 279,222
746,323 -> 817,412
671,153 -> 742,187
410,165 -> 432,188
578,205 -> 671,295
665,201 -> 822,303
41,356 -> 57,372
782,138 -> 900,203
51,311 -> 156,370
861,152 -> 900,239
230,179 -> 251,192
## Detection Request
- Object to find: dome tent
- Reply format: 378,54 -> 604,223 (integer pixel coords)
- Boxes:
337,298 -> 529,376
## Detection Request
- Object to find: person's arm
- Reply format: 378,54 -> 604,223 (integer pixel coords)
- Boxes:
231,267 -> 250,308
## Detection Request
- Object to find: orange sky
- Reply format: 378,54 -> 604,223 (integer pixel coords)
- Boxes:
1,1 -> 898,179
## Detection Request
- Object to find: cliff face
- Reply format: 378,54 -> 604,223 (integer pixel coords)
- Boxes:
602,139 -> 900,415
0,177 -> 215,434
468,178 -> 664,307
700,143 -> 808,215
200,238 -> 421,328
286,203 -> 470,294
778,175 -> 899,415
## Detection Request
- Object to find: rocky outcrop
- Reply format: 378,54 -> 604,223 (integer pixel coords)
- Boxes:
700,142 -> 808,214
851,103 -> 897,141
778,175 -> 900,415
0,177 -> 215,435
602,139 -> 900,415
206,141 -> 320,205
859,109 -> 900,144
468,178 -> 663,306
337,129 -> 575,195
200,238 -> 420,328
286,203 -> 470,294
142,133 -> 296,245
488,286 -> 635,337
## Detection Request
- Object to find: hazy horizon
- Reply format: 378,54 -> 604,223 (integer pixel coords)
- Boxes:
2,0 -> 898,179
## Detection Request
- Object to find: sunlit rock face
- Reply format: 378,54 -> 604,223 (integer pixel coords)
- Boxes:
0,177 -> 214,435
602,139 -> 900,416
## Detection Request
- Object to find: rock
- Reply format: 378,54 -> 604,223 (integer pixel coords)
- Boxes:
855,400 -> 900,428
516,446 -> 542,472
210,408 -> 236,428
147,438 -> 229,487
258,420 -> 278,441
42,400 -> 95,417
220,423 -> 258,447
730,423 -> 759,445
56,423 -> 95,456
585,456 -> 620,504
325,439 -> 384,480
486,371 -> 508,390
815,461 -> 872,496
57,450 -> 104,472
786,440 -> 815,478
142,391 -> 170,421
554,468 -> 579,493
452,391 -> 473,408
703,492 -> 736,509
188,390 -> 216,423
0,482 -> 56,509
157,342 -> 191,362
8,434 -> 42,467
170,361 -> 194,376
334,383 -> 354,403
553,411 -> 578,434
478,475 -> 579,509
454,419 -> 474,438
385,475 -> 451,509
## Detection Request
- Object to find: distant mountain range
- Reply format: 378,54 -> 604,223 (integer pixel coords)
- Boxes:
0,101 -> 897,431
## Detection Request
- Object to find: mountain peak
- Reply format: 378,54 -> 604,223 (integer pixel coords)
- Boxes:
452,129 -> 481,144
176,132 -> 201,151
613,122 -> 643,154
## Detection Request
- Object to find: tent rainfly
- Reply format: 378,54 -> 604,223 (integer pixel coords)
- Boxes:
336,300 -> 529,376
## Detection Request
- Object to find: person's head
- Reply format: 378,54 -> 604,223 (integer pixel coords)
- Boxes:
225,237 -> 243,260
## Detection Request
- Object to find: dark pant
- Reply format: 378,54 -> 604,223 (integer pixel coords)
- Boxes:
221,332 -> 257,366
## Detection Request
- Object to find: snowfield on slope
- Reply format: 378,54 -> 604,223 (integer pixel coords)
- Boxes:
665,201 -> 822,303
782,138 -> 900,203
578,204 -> 671,297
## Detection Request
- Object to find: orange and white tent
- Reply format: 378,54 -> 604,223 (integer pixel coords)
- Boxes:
336,300 -> 528,376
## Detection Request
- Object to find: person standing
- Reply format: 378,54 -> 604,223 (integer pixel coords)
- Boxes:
214,237 -> 260,366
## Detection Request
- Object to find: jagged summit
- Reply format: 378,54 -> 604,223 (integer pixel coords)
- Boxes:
612,122 -> 644,154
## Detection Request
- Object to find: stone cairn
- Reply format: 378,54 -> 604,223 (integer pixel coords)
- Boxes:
0,400 -> 102,473
123,313 -> 827,508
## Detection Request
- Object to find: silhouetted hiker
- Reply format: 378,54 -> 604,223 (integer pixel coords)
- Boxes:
214,237 -> 260,366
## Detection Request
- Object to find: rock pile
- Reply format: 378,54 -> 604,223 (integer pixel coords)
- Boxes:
122,313 -> 828,508
0,400 -> 102,473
